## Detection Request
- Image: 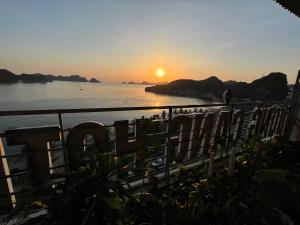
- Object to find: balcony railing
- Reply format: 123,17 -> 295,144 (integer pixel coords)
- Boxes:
0,101 -> 288,214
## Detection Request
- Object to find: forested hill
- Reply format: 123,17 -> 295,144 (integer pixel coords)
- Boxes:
145,72 -> 288,101
0,69 -> 100,83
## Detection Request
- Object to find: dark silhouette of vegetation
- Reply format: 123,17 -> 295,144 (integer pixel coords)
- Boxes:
0,69 -> 100,84
3,135 -> 299,225
249,72 -> 288,101
145,72 -> 288,101
0,69 -> 18,83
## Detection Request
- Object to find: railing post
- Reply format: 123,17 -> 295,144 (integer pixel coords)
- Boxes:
283,70 -> 300,143
0,139 -> 13,210
208,151 -> 215,185
226,104 -> 234,155
58,112 -> 69,169
228,146 -> 237,178
165,106 -> 173,187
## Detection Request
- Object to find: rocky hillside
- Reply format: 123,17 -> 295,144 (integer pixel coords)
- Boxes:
0,69 -> 101,84
0,69 -> 18,83
145,72 -> 288,101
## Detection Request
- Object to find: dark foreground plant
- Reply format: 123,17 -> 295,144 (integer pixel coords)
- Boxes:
9,140 -> 299,225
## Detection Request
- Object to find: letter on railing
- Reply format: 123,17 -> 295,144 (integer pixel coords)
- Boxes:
267,106 -> 280,136
190,112 -> 215,158
169,115 -> 193,163
66,122 -> 109,170
246,107 -> 262,138
115,120 -> 145,169
212,111 -> 229,149
277,106 -> 288,135
5,126 -> 60,184
271,106 -> 281,136
259,107 -> 274,137
232,110 -> 244,142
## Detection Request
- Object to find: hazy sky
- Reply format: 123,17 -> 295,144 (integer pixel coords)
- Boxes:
0,0 -> 299,83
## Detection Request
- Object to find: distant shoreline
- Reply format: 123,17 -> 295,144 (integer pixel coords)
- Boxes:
145,89 -> 221,101
0,80 -> 102,85
0,69 -> 101,84
122,81 -> 168,85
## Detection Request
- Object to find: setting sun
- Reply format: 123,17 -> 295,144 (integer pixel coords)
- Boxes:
156,68 -> 165,78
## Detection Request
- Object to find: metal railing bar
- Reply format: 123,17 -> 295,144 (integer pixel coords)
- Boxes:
0,164 -> 66,178
0,147 -> 66,159
145,132 -> 168,137
1,151 -> 58,159
0,180 -> 66,198
144,155 -> 166,162
0,167 -> 67,180
60,122 -> 166,133
0,101 -> 279,117
0,171 -> 30,179
49,147 -> 64,151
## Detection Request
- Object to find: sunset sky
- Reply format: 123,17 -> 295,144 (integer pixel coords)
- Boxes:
0,0 -> 300,83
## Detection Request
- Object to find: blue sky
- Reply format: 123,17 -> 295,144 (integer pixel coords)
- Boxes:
0,0 -> 299,83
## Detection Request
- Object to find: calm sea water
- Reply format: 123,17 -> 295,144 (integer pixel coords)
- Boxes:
0,81 -> 217,132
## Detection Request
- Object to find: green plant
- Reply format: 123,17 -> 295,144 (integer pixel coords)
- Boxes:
7,135 -> 299,225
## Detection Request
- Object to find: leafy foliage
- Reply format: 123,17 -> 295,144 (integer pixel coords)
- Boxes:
5,137 -> 300,225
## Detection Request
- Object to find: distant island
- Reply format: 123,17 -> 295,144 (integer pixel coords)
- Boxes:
0,69 -> 101,84
122,81 -> 168,85
89,78 -> 101,83
145,72 -> 288,101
